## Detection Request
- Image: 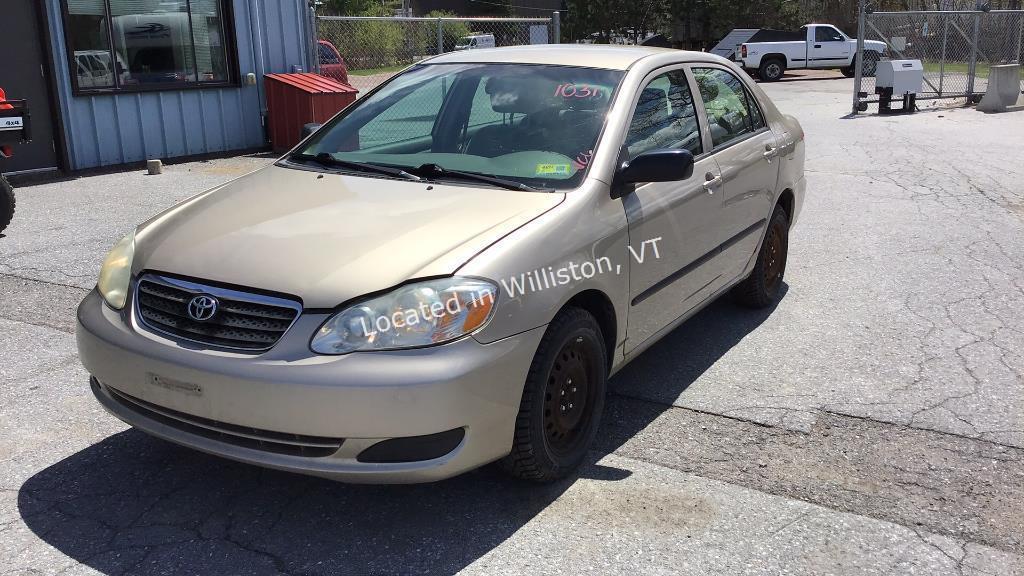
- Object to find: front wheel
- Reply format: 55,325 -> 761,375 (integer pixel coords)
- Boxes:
500,307 -> 607,482
732,205 -> 789,308
0,175 -> 14,234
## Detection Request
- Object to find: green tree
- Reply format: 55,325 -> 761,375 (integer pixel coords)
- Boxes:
317,0 -> 372,16
465,0 -> 513,16
562,0 -> 671,44
565,0 -> 806,48
317,0 -> 400,16
425,10 -> 472,54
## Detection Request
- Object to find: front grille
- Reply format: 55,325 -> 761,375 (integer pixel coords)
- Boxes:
103,383 -> 344,457
135,274 -> 301,351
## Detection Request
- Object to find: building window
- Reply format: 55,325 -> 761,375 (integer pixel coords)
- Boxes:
63,0 -> 235,93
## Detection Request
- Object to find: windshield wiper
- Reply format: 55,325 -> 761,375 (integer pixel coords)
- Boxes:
412,163 -> 549,192
287,152 -> 421,181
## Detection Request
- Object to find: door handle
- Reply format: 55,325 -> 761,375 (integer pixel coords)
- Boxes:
814,44 -> 822,48
763,144 -> 777,162
702,172 -> 722,193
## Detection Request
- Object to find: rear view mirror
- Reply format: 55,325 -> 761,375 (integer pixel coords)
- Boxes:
617,149 -> 695,185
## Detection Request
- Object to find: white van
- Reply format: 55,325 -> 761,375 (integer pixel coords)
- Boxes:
454,34 -> 496,50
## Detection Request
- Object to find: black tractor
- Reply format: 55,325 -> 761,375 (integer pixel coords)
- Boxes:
0,87 -> 29,234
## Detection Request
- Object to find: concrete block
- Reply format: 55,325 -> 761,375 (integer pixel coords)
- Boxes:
977,64 -> 1023,113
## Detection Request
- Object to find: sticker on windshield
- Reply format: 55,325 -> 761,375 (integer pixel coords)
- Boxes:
572,150 -> 594,170
553,84 -> 606,100
535,163 -> 572,176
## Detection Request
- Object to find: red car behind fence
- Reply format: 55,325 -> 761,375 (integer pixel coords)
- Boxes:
317,40 -> 350,86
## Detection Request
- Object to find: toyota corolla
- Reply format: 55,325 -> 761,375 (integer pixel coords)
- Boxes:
77,45 -> 805,483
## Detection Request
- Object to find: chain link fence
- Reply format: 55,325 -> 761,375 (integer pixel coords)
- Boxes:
314,15 -> 559,94
853,9 -> 1024,110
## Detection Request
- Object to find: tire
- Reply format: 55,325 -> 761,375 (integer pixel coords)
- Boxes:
732,205 -> 789,308
841,64 -> 855,78
0,175 -> 14,234
500,307 -> 607,482
758,58 -> 786,82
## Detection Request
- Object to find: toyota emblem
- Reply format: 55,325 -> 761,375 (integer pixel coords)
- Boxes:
187,295 -> 219,321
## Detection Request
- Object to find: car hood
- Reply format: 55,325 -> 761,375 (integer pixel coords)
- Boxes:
134,164 -> 564,308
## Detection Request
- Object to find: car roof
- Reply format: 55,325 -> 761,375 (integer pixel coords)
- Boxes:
427,44 -> 725,70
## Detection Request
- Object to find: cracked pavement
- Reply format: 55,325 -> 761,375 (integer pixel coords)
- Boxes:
2,72 -> 1024,574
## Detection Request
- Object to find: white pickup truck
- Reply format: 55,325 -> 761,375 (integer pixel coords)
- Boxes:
738,24 -> 887,82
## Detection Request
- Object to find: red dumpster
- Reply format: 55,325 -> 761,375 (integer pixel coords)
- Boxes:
264,73 -> 357,152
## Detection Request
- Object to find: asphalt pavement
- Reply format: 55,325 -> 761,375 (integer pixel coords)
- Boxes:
1,71 -> 1023,575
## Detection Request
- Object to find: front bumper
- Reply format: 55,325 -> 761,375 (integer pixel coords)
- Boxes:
77,288 -> 545,483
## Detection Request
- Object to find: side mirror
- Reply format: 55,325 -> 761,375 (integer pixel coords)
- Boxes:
616,148 -> 694,190
301,123 -> 322,139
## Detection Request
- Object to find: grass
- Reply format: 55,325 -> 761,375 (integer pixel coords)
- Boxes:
922,60 -> 990,78
348,64 -> 411,77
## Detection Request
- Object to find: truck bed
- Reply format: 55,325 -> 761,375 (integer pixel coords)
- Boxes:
746,29 -> 805,43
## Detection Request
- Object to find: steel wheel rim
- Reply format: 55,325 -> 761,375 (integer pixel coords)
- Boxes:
766,63 -> 781,79
543,339 -> 595,456
764,221 -> 786,294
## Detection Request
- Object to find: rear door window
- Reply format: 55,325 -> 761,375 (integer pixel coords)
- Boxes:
692,67 -> 761,149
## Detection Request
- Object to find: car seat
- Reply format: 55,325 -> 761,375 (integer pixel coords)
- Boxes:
464,75 -> 546,157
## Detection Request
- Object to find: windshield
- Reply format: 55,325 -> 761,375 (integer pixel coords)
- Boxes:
295,63 -> 624,190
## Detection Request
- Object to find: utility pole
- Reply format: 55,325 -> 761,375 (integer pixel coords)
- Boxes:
852,0 -> 866,114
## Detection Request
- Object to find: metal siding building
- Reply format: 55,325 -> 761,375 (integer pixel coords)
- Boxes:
36,0 -> 313,171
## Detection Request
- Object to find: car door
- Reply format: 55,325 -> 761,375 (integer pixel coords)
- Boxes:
690,65 -> 780,283
808,25 -> 850,68
621,67 -> 726,353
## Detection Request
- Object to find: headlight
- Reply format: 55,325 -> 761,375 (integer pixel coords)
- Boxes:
97,231 -> 135,309
311,277 -> 498,354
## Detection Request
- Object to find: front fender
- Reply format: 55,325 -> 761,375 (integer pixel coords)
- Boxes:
864,41 -> 888,55
457,179 -> 629,363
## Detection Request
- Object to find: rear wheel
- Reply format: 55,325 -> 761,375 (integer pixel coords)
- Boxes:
0,175 -> 14,234
758,58 -> 786,82
500,307 -> 607,482
732,205 -> 789,308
